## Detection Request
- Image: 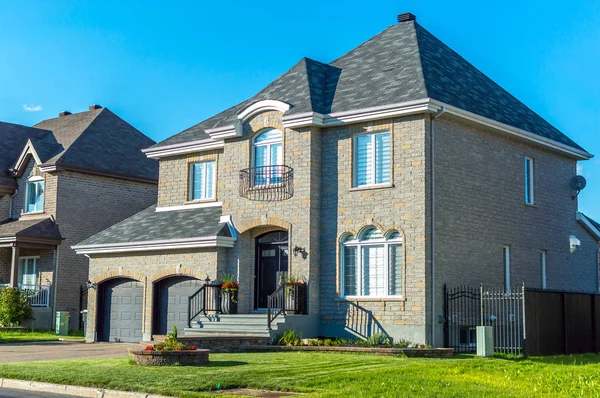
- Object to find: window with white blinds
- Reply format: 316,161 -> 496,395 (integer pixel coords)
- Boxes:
189,161 -> 216,201
341,228 -> 403,298
354,132 -> 390,187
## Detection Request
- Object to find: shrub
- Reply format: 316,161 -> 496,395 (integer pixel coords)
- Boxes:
0,287 -> 33,327
278,329 -> 302,346
366,333 -> 392,346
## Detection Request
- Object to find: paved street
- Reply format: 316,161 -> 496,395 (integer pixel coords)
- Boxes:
0,387 -> 73,398
0,342 -> 138,363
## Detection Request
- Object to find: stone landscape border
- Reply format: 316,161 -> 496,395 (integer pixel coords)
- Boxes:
129,349 -> 210,366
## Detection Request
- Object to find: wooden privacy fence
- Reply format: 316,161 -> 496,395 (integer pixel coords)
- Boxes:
524,289 -> 600,356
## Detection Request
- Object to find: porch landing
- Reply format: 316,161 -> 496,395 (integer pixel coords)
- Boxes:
184,313 -> 284,339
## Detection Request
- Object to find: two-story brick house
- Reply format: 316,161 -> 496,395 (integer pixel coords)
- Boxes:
74,14 -> 599,345
0,106 -> 158,329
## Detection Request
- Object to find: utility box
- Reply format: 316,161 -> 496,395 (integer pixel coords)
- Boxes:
476,326 -> 494,357
56,311 -> 70,336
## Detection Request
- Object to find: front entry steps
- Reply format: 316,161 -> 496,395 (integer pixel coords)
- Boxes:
184,313 -> 285,339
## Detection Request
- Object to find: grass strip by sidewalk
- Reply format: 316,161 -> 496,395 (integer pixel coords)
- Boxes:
0,329 -> 84,344
0,352 -> 600,397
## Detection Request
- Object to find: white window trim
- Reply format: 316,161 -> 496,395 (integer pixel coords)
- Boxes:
541,250 -> 547,289
188,161 -> 216,201
24,179 -> 44,214
252,129 -> 283,187
352,131 -> 391,188
504,245 -> 511,292
341,232 -> 403,299
525,156 -> 534,205
18,256 -> 39,286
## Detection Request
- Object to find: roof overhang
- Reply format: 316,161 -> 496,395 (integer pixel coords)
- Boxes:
0,235 -> 63,248
38,162 -> 158,184
576,212 -> 600,241
9,140 -> 42,178
145,98 -> 593,161
72,235 -> 237,255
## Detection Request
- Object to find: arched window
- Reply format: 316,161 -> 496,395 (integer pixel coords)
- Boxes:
341,228 -> 403,297
253,128 -> 283,186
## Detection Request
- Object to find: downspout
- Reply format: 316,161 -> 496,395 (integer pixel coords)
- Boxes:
430,107 -> 446,347
8,189 -> 18,219
52,246 -> 60,330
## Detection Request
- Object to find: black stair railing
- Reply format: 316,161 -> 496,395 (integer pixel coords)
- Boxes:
267,283 -> 286,330
187,283 -> 222,327
267,283 -> 308,330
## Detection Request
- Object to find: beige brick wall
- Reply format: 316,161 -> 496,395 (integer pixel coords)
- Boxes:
319,115 -> 429,343
54,171 -> 157,328
432,115 -> 599,342
86,248 -> 225,341
10,158 -> 58,218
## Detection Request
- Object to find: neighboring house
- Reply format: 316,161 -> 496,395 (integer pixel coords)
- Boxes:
74,14 -> 598,346
0,105 -> 158,329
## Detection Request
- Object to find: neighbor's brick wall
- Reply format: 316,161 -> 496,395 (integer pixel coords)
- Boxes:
0,195 -> 10,220
0,248 -> 11,284
86,248 -> 225,341
433,116 -> 599,340
319,115 -> 429,342
54,171 -> 157,328
10,158 -> 58,218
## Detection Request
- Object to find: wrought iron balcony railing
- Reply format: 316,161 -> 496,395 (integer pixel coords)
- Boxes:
239,165 -> 294,201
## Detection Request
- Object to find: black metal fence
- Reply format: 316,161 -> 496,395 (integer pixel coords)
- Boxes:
187,283 -> 222,327
239,165 -> 294,201
444,284 -> 525,354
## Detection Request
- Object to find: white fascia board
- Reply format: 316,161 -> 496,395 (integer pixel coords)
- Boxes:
237,100 -> 292,122
72,235 -> 237,255
282,112 -> 325,129
155,202 -> 223,212
205,121 -> 243,140
12,140 -> 42,175
576,212 -> 600,241
142,139 -> 224,159
432,99 -> 594,160
323,99 -> 438,126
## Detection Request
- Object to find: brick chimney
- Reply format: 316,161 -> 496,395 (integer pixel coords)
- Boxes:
398,13 -> 416,23
89,104 -> 102,111
59,111 -> 72,117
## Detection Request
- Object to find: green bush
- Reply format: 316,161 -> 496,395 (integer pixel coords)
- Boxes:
0,288 -> 33,327
278,329 -> 302,346
366,333 -> 392,346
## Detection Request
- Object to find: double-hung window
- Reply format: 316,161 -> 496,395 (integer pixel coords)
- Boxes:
341,227 -> 403,297
18,257 -> 38,286
524,157 -> 534,205
353,132 -> 390,187
189,161 -> 216,201
25,177 -> 44,213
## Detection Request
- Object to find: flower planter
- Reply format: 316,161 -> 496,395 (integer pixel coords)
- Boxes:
221,290 -> 238,314
129,349 -> 210,366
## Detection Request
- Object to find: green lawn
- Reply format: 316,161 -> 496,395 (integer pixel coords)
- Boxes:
0,329 -> 84,344
0,352 -> 599,397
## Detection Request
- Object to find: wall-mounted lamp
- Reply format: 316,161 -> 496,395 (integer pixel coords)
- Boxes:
570,235 -> 581,253
293,245 -> 306,257
86,280 -> 97,290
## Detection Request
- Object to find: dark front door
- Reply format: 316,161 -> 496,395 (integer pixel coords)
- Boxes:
255,231 -> 288,309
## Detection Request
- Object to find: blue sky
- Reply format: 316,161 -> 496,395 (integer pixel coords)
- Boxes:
1,1 -> 598,219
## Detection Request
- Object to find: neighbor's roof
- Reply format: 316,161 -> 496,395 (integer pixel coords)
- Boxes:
152,19 -> 586,154
0,217 -> 62,242
33,108 -> 158,181
74,205 -> 231,247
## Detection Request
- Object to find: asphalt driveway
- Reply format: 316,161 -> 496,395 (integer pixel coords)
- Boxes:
0,342 -> 138,363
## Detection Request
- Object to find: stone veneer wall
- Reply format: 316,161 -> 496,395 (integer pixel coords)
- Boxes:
86,248 -> 227,341
54,171 -> 157,329
432,115 -> 599,344
319,115 -> 429,344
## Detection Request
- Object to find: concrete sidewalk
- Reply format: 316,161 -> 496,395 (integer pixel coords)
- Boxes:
0,342 -> 138,363
0,379 -> 170,398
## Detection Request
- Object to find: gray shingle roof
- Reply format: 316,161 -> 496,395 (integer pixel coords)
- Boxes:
587,215 -> 600,232
153,20 -> 586,154
0,217 -> 62,241
75,205 -> 230,246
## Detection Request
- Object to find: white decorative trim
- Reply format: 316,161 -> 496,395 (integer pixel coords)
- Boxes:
155,201 -> 222,212
204,122 -> 244,140
142,139 -> 223,159
237,100 -> 291,122
12,140 -> 42,175
219,214 -> 238,239
430,99 -> 593,160
324,99 -> 438,126
281,112 -> 325,128
72,235 -> 237,254
577,212 -> 600,240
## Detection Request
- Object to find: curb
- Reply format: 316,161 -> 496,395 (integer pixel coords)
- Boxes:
0,378 -> 172,398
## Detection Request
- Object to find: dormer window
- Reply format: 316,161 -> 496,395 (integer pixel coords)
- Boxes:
25,176 -> 44,213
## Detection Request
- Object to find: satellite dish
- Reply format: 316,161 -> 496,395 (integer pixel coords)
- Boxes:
570,175 -> 587,199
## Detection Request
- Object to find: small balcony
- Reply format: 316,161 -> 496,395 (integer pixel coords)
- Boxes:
239,165 -> 294,201
0,284 -> 51,307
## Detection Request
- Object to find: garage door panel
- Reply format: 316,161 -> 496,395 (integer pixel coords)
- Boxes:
100,279 -> 143,343
155,277 -> 204,335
